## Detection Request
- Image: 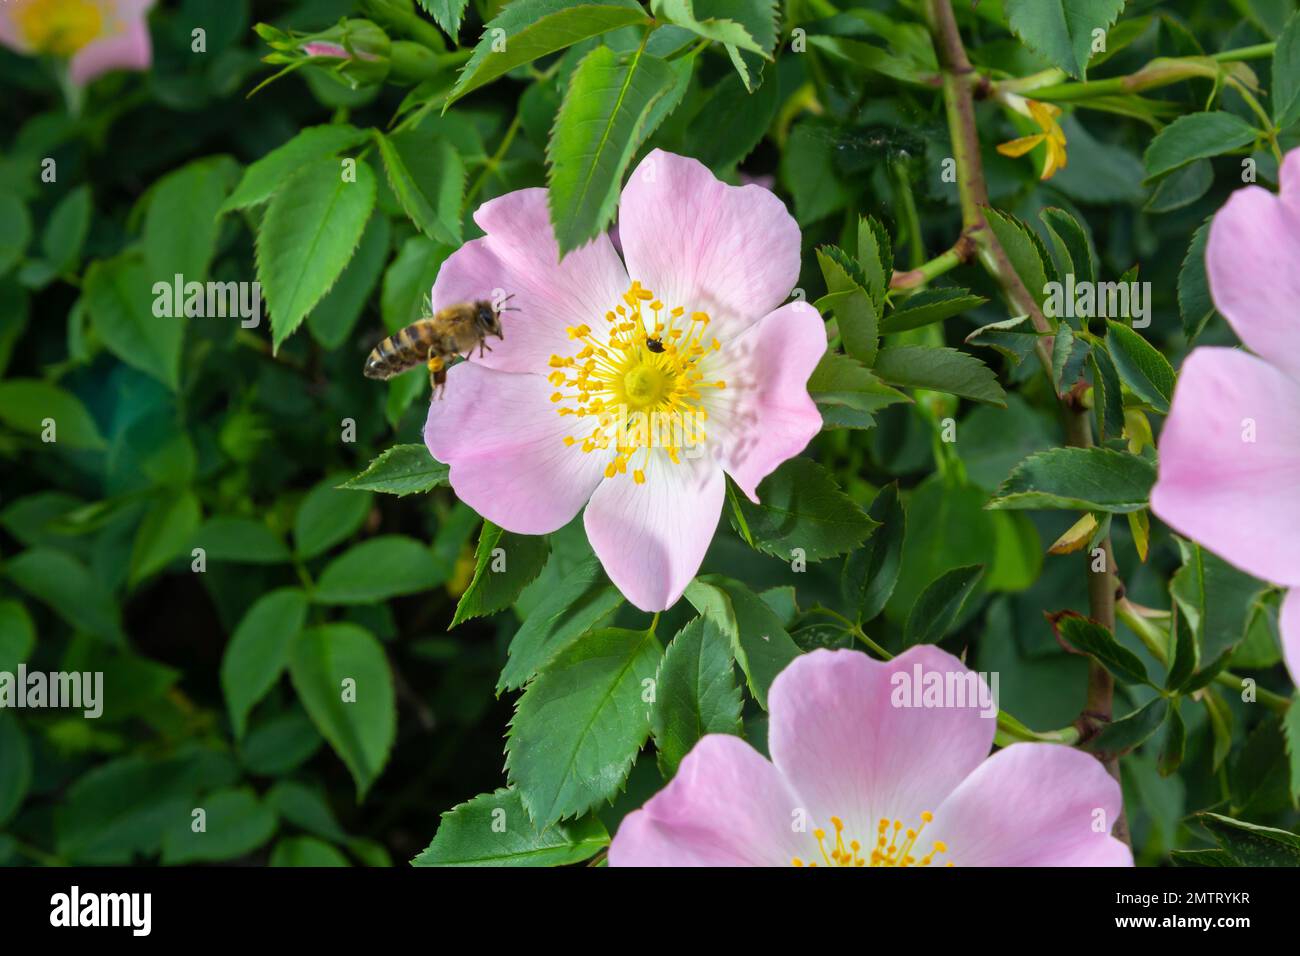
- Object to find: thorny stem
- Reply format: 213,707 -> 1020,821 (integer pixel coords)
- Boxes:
924,0 -> 1129,844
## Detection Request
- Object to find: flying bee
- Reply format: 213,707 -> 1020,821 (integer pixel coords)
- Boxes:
363,297 -> 513,397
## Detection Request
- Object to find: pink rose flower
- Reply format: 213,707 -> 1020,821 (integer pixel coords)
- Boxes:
609,646 -> 1132,866
0,0 -> 155,87
424,150 -> 826,611
1150,148 -> 1300,685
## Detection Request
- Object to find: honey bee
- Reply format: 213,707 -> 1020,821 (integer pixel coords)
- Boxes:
363,297 -> 512,396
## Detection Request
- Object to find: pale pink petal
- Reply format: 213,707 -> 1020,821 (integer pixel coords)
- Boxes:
582,452 -> 724,612
767,647 -> 997,842
1281,588 -> 1300,689
68,17 -> 151,86
0,4 -> 33,53
617,149 -> 801,341
424,363 -> 612,535
928,743 -> 1131,866
608,734 -> 804,866
431,188 -> 629,375
302,41 -> 350,58
1206,147 -> 1300,380
1151,347 -> 1300,588
706,300 -> 827,501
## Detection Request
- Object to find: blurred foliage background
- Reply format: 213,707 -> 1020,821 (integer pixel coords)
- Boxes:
1,0 -> 1298,867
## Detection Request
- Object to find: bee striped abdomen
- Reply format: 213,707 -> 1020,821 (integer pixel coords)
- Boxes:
363,320 -> 445,380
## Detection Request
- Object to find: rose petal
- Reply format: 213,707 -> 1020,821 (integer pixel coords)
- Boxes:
430,188 -> 629,374
424,363 -> 612,534
766,646 -> 997,842
928,743 -> 1132,866
608,734 -> 805,867
706,300 -> 827,501
68,15 -> 152,86
617,149 -> 801,341
1151,347 -> 1300,587
1206,148 -> 1300,380
582,451 -> 724,612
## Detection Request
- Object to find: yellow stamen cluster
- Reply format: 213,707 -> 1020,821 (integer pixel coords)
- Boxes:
792,812 -> 952,868
547,281 -> 725,484
16,0 -> 105,57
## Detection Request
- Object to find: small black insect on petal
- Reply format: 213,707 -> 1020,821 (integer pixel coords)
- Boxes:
646,338 -> 665,353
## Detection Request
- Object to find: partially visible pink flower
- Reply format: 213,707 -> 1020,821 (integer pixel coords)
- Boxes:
1150,148 -> 1300,685
0,0 -> 155,87
609,647 -> 1131,866
423,150 -> 825,612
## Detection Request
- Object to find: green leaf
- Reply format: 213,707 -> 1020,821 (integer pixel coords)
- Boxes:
1143,112 -> 1259,181
419,0 -> 470,39
270,836 -> 350,867
984,208 -> 1049,309
294,476 -> 373,560
1165,602 -> 1199,692
129,490 -> 202,586
547,44 -> 676,255
222,588 -> 309,739
507,626 -> 663,825
873,346 -> 1007,407
222,124 -> 368,212
987,446 -> 1156,513
192,516 -> 291,564
0,379 -> 105,450
161,787 -> 278,864
0,599 -> 35,675
289,623 -> 396,799
1005,0 -> 1127,78
1089,347 -> 1125,443
902,564 -> 984,647
1178,218 -> 1217,342
1275,12 -> 1300,127
965,315 -> 1041,366
1284,694 -> 1300,806
684,575 -> 801,710
0,713 -> 31,826
842,483 -> 906,623
145,157 -> 237,283
382,235 -> 450,333
1158,701 -> 1186,776
817,248 -> 878,365
1146,158 -> 1214,214
450,522 -> 551,627
42,185 -> 92,275
4,548 -> 123,643
340,444 -> 450,496
652,616 -> 743,777
1051,611 -> 1151,685
1040,207 -> 1095,287
1049,325 -> 1089,397
266,780 -> 349,843
806,351 -> 909,429
1105,321 -> 1175,414
879,288 -> 987,334
85,254 -> 183,390
313,536 -> 441,605
857,215 -> 892,309
413,788 -> 608,866
448,0 -> 651,107
651,0 -> 764,54
374,130 -> 464,245
1081,697 -> 1169,756
0,193 -> 31,276
1197,813 -> 1300,866
1170,540 -> 1266,664
498,554 -> 624,693
307,213 -> 391,350
780,121 -> 848,225
682,65 -> 779,168
257,157 -> 376,349
729,457 -> 877,563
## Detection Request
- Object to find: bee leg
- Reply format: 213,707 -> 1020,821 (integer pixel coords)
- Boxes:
478,341 -> 493,357
427,354 -> 447,399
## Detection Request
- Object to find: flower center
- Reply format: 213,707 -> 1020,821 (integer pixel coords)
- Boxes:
16,0 -> 105,57
548,281 -> 725,485
792,813 -> 951,868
